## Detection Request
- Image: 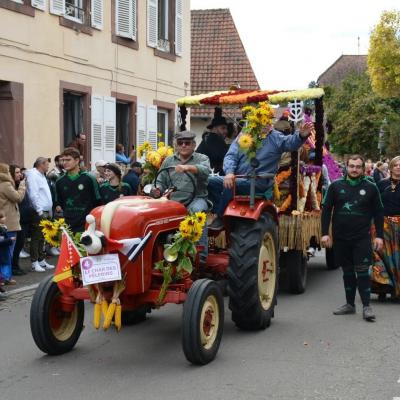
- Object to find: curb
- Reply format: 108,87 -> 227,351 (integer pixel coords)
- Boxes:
7,283 -> 39,296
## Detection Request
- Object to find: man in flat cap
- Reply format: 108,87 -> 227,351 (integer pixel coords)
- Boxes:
152,130 -> 211,264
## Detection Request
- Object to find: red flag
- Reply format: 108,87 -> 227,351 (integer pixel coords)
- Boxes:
53,230 -> 82,293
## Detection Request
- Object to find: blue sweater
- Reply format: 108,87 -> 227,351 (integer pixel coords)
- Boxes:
223,130 -> 305,190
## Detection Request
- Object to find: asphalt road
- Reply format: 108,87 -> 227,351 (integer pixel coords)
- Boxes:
1,252 -> 399,400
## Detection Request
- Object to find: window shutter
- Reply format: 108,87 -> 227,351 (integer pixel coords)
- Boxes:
50,0 -> 65,15
175,0 -> 183,56
31,0 -> 46,11
131,0 -> 137,41
103,97 -> 116,163
136,103 -> 147,162
147,0 -> 158,48
116,0 -> 133,39
91,0 -> 103,30
147,105 -> 158,150
91,95 -> 104,170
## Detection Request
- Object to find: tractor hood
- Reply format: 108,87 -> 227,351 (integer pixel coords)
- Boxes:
90,196 -> 187,240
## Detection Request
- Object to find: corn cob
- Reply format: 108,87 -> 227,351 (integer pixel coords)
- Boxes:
93,303 -> 101,329
114,300 -> 122,332
101,299 -> 108,318
103,301 -> 117,330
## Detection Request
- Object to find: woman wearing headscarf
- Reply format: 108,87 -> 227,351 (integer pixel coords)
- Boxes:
371,156 -> 400,300
0,163 -> 26,284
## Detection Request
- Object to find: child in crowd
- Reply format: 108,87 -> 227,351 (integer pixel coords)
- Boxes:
0,212 -> 17,300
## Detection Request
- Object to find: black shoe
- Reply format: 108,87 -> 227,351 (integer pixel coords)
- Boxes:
12,268 -> 27,276
208,217 -> 223,231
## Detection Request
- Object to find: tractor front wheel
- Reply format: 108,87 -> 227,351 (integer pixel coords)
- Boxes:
228,213 -> 278,330
285,250 -> 308,294
182,279 -> 224,365
30,275 -> 84,355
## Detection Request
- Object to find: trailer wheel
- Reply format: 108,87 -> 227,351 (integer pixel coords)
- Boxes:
228,213 -> 278,330
30,276 -> 84,355
325,248 -> 338,270
182,279 -> 224,365
285,250 -> 308,294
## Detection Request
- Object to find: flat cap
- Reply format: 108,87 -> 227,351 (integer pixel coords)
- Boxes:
174,130 -> 196,140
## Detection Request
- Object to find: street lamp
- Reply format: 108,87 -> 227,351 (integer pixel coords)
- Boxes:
377,118 -> 387,160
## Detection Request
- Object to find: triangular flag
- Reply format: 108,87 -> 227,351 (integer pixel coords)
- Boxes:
53,230 -> 82,293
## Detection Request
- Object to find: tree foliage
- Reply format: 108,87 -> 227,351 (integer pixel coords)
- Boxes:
325,73 -> 400,159
368,10 -> 400,98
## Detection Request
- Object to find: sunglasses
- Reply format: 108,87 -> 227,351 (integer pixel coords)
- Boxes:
177,140 -> 193,146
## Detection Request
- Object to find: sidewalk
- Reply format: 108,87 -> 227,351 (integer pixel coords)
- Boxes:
5,256 -> 58,294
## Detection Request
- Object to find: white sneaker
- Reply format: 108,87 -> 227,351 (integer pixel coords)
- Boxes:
49,247 -> 60,256
19,250 -> 30,259
32,261 -> 46,272
39,260 -> 55,270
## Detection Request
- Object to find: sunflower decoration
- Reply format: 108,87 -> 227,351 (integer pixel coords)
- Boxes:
40,218 -> 80,250
238,101 -> 275,161
155,212 -> 207,305
139,141 -> 175,186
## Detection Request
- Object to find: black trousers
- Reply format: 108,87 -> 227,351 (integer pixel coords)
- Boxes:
333,237 -> 372,307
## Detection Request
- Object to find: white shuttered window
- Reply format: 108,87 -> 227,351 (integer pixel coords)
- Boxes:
147,105 -> 158,150
116,0 -> 137,40
31,0 -> 46,11
50,0 -> 65,15
91,0 -> 103,30
91,95 -> 116,169
147,0 -> 158,48
175,0 -> 183,56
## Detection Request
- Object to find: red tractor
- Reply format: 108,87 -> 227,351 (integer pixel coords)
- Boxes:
30,168 -> 279,365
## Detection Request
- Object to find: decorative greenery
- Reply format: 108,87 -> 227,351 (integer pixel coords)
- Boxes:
155,212 -> 206,305
40,218 -> 84,253
138,141 -> 174,186
368,10 -> 400,98
237,102 -> 274,161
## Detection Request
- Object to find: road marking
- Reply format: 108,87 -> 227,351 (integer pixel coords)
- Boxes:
7,283 -> 39,295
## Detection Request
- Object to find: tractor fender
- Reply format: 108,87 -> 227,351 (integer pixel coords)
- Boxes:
223,199 -> 278,225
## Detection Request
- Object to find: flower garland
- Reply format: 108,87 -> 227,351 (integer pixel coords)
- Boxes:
155,212 -> 206,305
268,88 -> 325,104
237,102 -> 275,161
138,141 -> 174,186
273,168 -> 292,201
176,90 -> 229,106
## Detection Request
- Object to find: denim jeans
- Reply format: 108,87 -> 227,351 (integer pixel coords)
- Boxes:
0,231 -> 17,281
208,176 -> 273,217
187,197 -> 209,260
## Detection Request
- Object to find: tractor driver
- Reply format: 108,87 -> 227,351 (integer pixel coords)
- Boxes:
151,131 -> 211,264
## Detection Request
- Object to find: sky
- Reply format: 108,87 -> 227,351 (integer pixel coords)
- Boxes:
190,0 -> 399,90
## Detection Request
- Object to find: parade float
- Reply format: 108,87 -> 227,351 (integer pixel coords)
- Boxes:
176,87 -> 342,293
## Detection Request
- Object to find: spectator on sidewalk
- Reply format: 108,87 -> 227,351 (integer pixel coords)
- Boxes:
9,165 -> 28,276
94,160 -> 107,185
26,157 -> 55,272
122,161 -> 142,195
373,161 -> 386,184
0,211 -> 16,300
321,154 -> 384,322
100,163 -> 132,204
0,163 -> 26,284
55,147 -> 101,233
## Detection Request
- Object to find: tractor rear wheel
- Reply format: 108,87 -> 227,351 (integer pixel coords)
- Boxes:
228,213 -> 278,330
182,279 -> 224,365
285,250 -> 308,294
30,275 -> 84,355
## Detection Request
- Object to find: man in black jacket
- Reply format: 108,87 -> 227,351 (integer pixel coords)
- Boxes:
321,155 -> 384,321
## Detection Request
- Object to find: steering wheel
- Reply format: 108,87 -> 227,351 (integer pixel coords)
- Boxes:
154,166 -> 197,206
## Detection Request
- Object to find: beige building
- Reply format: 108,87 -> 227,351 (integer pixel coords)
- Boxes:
0,0 -> 190,168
